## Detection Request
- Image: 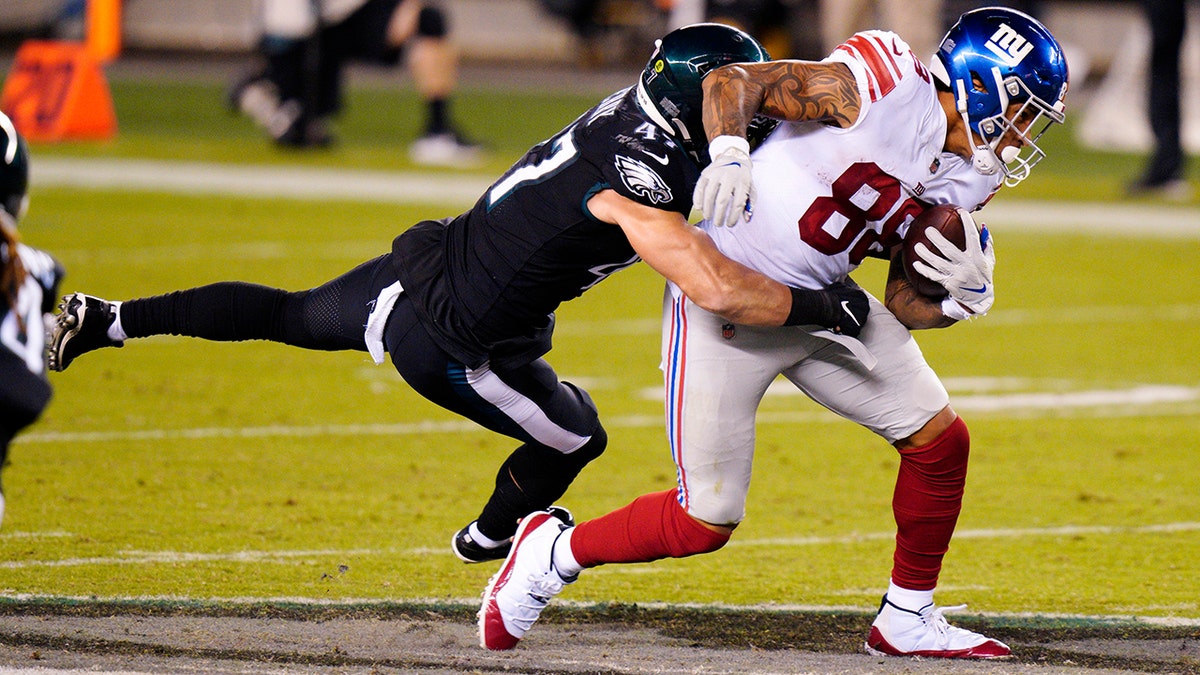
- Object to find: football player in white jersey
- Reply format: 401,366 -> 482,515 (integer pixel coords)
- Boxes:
481,7 -> 1068,659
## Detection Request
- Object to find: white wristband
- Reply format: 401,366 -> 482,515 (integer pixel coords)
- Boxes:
940,296 -> 974,322
707,134 -> 750,161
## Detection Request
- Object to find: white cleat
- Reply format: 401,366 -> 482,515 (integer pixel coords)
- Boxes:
865,595 -> 1011,659
409,132 -> 483,168
477,510 -> 574,650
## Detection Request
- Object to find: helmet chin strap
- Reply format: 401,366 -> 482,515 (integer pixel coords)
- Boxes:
971,138 -> 1019,176
957,69 -> 1023,178
971,145 -> 1000,175
953,78 -> 998,176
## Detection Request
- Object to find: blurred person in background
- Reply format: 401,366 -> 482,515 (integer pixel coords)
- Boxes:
230,0 -> 481,166
1129,0 -> 1192,198
536,0 -> 606,66
0,112 -> 66,527
704,0 -> 796,57
660,0 -> 799,57
536,0 -> 672,68
820,0 -> 943,61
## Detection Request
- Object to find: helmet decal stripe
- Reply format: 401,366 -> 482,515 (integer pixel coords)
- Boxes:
635,80 -> 675,134
0,114 -> 17,165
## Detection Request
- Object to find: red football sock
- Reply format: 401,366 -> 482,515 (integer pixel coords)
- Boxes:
570,489 -> 730,568
891,416 -> 970,590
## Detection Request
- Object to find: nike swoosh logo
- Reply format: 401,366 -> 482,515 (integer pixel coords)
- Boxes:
840,301 -> 862,326
963,285 -> 988,294
643,150 -> 670,165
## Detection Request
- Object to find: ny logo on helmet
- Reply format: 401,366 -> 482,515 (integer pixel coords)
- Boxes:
984,24 -> 1033,67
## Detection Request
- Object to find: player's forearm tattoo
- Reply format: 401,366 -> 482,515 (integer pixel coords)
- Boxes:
885,278 -> 956,330
702,62 -> 861,142
764,65 -> 860,128
702,65 -> 764,140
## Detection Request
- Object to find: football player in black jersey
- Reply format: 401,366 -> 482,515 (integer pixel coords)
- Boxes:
48,24 -> 868,561
1,113 -> 66,527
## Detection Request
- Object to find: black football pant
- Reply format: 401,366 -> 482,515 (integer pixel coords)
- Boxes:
0,350 -> 53,506
118,254 -> 606,542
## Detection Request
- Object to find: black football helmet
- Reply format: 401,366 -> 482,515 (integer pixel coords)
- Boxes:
636,23 -> 774,161
0,112 -> 30,221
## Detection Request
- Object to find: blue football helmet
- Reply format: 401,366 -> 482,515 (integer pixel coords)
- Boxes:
0,112 -> 29,221
636,23 -> 774,162
930,7 -> 1069,186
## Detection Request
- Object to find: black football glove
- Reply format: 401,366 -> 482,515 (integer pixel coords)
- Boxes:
821,282 -> 869,338
784,282 -> 870,338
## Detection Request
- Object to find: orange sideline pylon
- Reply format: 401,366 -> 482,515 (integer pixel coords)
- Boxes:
0,40 -> 118,142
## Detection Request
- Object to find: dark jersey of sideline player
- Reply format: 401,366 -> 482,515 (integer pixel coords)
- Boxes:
393,86 -> 699,369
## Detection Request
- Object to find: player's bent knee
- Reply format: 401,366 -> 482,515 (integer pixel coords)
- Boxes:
898,414 -> 970,475
681,493 -> 747,530
571,425 -> 606,462
896,405 -> 959,450
664,496 -> 731,557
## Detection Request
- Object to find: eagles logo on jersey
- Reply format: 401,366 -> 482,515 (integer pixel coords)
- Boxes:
614,155 -> 673,205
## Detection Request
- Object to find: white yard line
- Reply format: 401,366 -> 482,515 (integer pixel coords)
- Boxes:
4,521 -> 1199,570
16,384 -> 1200,446
728,521 -> 1200,548
32,157 -> 1200,236
0,548 -> 378,569
32,157 -> 490,206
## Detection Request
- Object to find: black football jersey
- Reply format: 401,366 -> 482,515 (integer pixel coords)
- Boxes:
393,87 -> 699,368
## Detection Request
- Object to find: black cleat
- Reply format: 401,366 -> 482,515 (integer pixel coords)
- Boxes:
452,506 -> 574,563
47,293 -> 122,372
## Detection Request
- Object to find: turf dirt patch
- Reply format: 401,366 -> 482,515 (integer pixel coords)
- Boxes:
0,598 -> 1198,674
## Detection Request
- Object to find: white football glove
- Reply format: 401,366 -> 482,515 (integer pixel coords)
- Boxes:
911,207 -> 996,317
693,135 -> 755,228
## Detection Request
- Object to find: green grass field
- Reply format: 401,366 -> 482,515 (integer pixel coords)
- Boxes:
3,74 -> 1199,621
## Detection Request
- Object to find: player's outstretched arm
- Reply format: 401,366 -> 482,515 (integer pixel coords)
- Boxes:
590,190 -> 868,335
701,60 -> 862,141
590,189 -> 788,324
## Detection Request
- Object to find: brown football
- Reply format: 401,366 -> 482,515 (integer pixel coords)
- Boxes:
902,204 -> 970,298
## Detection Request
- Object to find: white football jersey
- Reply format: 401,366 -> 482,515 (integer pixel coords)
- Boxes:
0,242 -> 61,374
703,30 -> 1002,290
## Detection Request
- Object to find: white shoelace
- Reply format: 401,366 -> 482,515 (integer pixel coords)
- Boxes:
509,575 -> 566,631
926,604 -> 970,647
